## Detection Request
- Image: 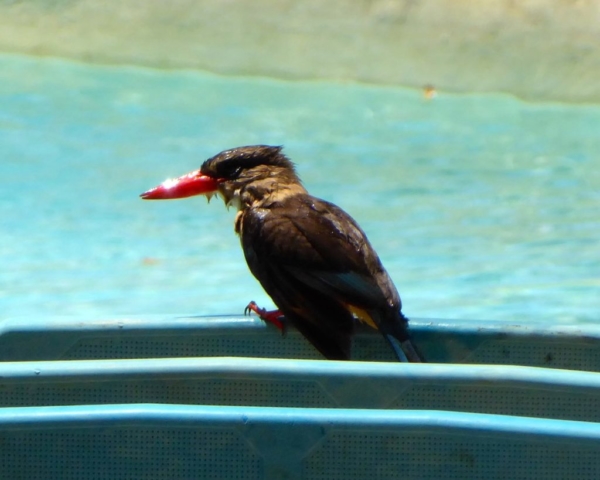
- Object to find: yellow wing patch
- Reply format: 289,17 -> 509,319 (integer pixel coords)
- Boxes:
346,304 -> 379,331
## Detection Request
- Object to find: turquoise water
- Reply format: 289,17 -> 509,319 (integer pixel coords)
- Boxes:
1,54 -> 598,324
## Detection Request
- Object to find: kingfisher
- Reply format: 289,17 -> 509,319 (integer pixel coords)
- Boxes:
141,145 -> 422,362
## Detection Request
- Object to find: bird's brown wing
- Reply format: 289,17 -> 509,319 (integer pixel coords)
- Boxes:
241,194 -> 401,359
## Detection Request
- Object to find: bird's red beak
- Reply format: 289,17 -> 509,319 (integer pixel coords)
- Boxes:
140,169 -> 223,200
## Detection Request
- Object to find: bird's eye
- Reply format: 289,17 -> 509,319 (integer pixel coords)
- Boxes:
219,164 -> 243,178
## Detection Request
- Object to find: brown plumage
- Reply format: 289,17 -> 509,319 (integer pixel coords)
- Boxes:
142,145 -> 422,362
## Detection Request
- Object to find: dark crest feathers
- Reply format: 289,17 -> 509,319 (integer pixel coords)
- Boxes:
201,145 -> 296,179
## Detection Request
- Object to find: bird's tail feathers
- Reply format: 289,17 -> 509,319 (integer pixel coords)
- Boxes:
373,311 -> 424,363
384,334 -> 424,363
400,338 -> 423,363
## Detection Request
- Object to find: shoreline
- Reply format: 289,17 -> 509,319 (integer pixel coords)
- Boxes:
1,0 -> 598,103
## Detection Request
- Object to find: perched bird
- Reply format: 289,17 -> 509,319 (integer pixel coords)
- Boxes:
141,145 -> 422,362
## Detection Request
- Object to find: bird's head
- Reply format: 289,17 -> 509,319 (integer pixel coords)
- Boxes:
141,145 -> 304,209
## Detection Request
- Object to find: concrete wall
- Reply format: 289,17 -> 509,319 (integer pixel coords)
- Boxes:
1,0 -> 598,102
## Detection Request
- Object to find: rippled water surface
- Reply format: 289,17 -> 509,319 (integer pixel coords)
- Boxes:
1,54 -> 598,324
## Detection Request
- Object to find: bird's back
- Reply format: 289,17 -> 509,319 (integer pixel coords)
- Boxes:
240,193 -> 417,360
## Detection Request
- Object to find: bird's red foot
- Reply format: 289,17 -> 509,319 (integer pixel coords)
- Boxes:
245,301 -> 286,334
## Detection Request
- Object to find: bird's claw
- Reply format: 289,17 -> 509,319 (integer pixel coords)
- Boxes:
244,301 -> 286,335
244,301 -> 257,317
